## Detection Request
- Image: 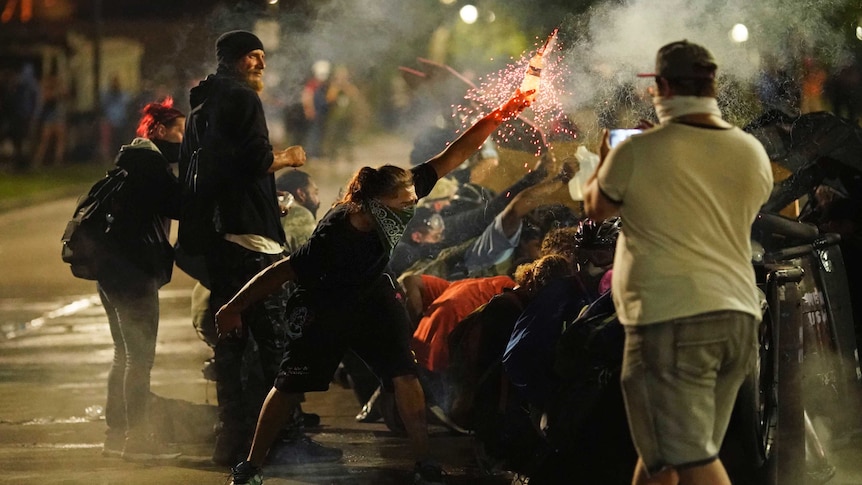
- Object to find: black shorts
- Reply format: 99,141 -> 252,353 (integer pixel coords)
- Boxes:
274,274 -> 417,393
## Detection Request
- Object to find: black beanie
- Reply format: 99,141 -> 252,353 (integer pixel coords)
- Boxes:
216,30 -> 264,65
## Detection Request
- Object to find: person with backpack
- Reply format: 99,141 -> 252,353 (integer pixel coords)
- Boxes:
215,89 -> 533,485
96,98 -> 185,461
178,30 -> 310,467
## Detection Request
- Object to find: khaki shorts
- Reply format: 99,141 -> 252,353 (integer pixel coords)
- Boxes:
620,310 -> 758,474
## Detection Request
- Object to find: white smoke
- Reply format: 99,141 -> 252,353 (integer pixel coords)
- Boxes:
558,0 -> 850,124
185,0 -> 853,143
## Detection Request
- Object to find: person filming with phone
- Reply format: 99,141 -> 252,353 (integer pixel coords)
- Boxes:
583,40 -> 773,485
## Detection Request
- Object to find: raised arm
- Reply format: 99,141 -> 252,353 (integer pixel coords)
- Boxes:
499,176 -> 569,236
215,257 -> 297,338
584,129 -> 621,221
425,90 -> 532,179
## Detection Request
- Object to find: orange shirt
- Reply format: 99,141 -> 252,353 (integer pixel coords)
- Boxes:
412,275 -> 516,372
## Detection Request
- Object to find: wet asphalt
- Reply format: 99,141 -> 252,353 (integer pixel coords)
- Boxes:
0,286 -> 513,485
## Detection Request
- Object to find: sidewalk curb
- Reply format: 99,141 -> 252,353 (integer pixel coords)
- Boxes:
0,184 -> 89,214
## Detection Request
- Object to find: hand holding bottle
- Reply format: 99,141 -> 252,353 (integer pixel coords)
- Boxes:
495,89 -> 534,122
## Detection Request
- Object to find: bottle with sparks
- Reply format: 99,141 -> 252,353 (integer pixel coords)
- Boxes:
519,29 -> 558,103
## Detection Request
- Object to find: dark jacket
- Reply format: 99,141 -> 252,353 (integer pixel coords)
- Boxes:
186,73 -> 285,244
440,167 -> 546,246
111,138 -> 181,285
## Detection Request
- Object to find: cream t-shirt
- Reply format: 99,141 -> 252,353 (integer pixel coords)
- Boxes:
597,122 -> 773,325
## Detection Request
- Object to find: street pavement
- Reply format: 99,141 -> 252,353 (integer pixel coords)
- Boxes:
0,286 -> 514,485
3,133 -> 862,484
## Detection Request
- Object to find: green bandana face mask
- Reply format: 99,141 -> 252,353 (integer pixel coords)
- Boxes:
367,199 -> 416,255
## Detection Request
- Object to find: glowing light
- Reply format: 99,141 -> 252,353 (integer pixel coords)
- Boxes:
439,0 -> 456,4
730,23 -> 749,43
856,25 -> 862,41
268,0 -> 278,4
453,31 -> 576,159
459,5 -> 478,24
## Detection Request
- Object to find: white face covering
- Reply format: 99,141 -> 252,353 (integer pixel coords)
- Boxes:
652,96 -> 722,124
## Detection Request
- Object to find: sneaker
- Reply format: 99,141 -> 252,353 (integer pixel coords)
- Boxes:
265,432 -> 343,465
101,430 -> 125,458
230,461 -> 263,485
412,460 -> 446,485
121,436 -> 181,461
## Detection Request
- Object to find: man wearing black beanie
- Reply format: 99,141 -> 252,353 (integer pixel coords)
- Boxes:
216,30 -> 265,66
179,30 -> 338,469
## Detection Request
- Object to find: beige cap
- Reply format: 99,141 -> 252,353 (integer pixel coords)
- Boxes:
637,40 -> 717,79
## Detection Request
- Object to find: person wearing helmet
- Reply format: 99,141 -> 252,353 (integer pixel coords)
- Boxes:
572,217 -> 621,293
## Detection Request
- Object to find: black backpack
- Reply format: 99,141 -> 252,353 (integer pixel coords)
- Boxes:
60,167 -> 128,280
177,102 -> 224,255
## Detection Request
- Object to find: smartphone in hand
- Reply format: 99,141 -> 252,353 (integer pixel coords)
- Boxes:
608,128 -> 642,148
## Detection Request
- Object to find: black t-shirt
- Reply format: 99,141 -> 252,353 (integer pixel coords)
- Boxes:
289,163 -> 437,307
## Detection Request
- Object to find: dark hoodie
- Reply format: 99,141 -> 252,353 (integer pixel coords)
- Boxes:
186,73 -> 285,245
110,138 -> 181,285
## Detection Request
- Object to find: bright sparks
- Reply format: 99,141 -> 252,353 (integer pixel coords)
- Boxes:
455,31 -> 576,157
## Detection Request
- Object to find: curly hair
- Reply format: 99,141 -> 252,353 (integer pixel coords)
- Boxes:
513,253 -> 572,295
337,165 -> 413,213
540,226 -> 580,258
135,97 -> 185,139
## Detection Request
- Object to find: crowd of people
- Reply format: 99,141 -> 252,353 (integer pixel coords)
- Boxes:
282,58 -> 365,167
71,25 -> 862,485
0,62 -> 140,172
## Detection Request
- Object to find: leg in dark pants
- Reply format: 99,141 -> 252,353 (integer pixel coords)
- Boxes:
206,240 -> 287,464
98,271 -> 160,440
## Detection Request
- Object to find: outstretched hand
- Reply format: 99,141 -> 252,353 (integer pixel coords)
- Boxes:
496,89 -> 534,121
215,305 -> 243,340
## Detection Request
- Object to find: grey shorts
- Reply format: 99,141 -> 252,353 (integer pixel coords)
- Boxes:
620,310 -> 758,474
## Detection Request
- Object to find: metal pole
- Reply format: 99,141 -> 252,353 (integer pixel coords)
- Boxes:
772,267 -> 806,485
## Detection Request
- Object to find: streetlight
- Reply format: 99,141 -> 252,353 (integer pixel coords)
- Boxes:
730,23 -> 749,43
459,4 -> 478,25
